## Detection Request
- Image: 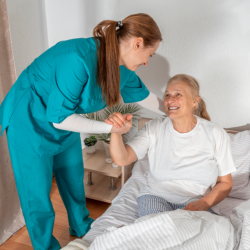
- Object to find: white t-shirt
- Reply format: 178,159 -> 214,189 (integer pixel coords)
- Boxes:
127,116 -> 236,213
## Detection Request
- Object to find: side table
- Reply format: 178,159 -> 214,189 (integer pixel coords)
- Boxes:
82,149 -> 134,203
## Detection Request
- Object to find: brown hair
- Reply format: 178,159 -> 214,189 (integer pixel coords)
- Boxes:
93,13 -> 162,107
167,74 -> 211,121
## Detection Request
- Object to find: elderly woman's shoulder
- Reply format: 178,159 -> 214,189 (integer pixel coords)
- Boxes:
198,116 -> 228,137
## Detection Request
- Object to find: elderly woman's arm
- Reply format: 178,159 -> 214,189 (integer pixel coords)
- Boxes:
184,174 -> 233,211
110,134 -> 138,166
106,113 -> 138,166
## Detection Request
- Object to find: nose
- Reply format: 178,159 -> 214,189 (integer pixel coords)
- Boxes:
168,95 -> 176,104
143,62 -> 148,66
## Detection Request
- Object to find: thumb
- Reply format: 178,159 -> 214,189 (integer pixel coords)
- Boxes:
125,114 -> 133,121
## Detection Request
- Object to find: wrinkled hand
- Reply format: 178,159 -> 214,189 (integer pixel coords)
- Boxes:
183,199 -> 210,211
105,112 -> 133,134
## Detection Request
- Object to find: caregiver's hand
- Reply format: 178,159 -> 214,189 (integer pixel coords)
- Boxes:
183,199 -> 210,211
105,112 -> 132,128
105,113 -> 133,134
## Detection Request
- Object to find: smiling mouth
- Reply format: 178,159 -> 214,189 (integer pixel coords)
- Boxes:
168,107 -> 179,110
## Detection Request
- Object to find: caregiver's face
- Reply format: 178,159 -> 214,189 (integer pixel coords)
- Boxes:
164,81 -> 198,120
120,37 -> 160,71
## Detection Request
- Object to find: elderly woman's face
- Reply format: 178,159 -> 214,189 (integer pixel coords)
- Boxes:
164,81 -> 199,120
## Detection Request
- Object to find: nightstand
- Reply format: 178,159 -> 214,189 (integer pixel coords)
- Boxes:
82,149 -> 134,203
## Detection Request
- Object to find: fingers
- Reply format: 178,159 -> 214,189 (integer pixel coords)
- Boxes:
183,205 -> 199,211
106,112 -> 133,129
125,114 -> 133,121
183,204 -> 194,211
108,112 -> 127,128
104,119 -> 113,125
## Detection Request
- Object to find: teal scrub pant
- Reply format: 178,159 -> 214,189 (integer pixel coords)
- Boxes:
7,133 -> 94,250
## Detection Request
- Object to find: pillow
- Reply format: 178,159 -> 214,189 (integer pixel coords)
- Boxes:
227,130 -> 250,200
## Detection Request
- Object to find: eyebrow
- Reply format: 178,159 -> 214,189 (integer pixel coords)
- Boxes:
165,89 -> 182,93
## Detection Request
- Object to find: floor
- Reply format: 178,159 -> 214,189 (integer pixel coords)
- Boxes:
0,178 -> 110,250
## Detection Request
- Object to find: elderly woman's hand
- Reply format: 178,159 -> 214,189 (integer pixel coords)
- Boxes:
183,199 -> 210,211
105,112 -> 133,134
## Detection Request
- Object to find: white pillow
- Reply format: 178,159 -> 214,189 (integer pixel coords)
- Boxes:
228,130 -> 250,200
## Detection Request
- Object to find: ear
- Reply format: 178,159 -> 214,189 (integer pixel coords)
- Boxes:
193,96 -> 200,108
133,37 -> 144,50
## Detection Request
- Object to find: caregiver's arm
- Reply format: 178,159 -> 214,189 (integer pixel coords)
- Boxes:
184,174 -> 233,211
137,92 -> 166,116
53,113 -> 114,134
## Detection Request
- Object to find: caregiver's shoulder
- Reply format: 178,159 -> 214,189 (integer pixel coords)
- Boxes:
53,37 -> 97,58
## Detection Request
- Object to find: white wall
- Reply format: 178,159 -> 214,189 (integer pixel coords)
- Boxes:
44,0 -> 250,128
8,0 -> 250,128
6,0 -> 48,77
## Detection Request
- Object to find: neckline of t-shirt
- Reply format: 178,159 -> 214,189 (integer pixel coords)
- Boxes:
169,115 -> 200,137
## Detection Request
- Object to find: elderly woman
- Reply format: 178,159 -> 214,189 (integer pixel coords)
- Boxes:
105,74 -> 236,216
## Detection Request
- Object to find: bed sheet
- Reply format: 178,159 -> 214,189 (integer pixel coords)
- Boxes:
82,156 -> 246,245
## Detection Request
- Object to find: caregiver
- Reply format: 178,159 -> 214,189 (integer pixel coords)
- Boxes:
0,13 -> 164,250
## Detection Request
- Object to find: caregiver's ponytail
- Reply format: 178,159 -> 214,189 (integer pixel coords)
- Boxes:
167,74 -> 211,121
93,13 -> 162,107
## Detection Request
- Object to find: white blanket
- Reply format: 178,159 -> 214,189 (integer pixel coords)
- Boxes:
61,199 -> 250,250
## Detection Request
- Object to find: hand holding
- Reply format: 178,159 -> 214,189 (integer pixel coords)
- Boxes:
105,112 -> 132,128
108,113 -> 133,134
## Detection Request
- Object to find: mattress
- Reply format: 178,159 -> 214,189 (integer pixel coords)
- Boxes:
82,156 -> 246,245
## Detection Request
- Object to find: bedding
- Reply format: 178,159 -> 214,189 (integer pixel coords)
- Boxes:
63,199 -> 250,250
61,157 -> 250,249
228,130 -> 250,200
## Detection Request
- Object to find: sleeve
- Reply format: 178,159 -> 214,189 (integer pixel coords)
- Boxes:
53,113 -> 112,134
126,123 -> 150,160
137,92 -> 166,116
46,53 -> 88,123
121,71 -> 150,103
213,126 -> 237,176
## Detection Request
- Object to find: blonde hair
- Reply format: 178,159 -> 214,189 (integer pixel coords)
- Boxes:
167,74 -> 211,121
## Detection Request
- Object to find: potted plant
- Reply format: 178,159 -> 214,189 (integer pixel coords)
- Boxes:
84,136 -> 97,154
82,101 -> 141,158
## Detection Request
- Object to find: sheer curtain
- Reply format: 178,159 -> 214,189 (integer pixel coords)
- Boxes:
0,0 -> 25,245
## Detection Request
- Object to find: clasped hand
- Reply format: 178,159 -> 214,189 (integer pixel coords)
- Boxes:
105,112 -> 133,134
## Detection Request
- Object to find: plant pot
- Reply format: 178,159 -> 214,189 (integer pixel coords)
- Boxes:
85,145 -> 96,154
103,141 -> 111,158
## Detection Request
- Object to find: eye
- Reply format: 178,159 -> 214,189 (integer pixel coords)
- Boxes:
150,55 -> 153,57
177,93 -> 181,96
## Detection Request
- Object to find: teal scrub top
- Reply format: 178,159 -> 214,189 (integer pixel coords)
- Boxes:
0,37 -> 149,158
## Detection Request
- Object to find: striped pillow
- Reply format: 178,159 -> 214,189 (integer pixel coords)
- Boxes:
228,130 -> 250,200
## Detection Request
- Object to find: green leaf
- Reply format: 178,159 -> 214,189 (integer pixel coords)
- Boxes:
82,102 -> 141,143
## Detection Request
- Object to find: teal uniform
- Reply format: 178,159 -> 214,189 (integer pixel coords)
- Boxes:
0,37 -> 149,250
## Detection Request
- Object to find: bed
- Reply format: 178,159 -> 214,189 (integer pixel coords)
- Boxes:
62,118 -> 250,250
